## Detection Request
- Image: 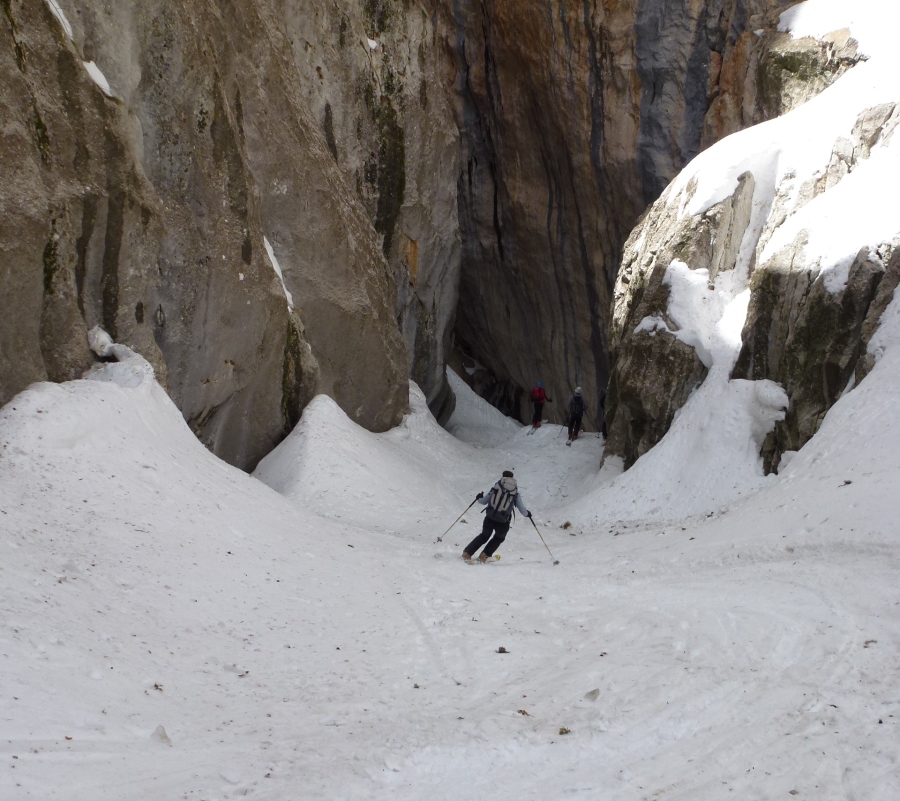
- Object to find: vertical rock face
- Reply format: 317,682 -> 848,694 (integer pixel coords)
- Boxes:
448,0 -> 793,423
632,0 -> 793,201
1,0 -> 408,469
274,0 -> 462,423
6,0 -> 875,476
704,26 -> 861,146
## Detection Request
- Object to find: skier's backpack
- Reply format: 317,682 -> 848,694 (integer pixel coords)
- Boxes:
569,395 -> 585,416
486,477 -> 518,522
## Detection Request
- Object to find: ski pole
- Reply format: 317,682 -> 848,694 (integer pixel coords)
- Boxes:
529,516 -> 559,564
435,499 -> 479,543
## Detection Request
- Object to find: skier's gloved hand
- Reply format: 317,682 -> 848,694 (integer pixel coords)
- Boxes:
475,492 -> 484,500
526,511 -> 533,518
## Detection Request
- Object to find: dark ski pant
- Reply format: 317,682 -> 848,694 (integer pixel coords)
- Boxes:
532,402 -> 544,425
464,516 -> 510,558
568,413 -> 583,440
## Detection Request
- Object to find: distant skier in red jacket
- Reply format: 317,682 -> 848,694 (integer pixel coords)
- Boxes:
530,382 -> 552,428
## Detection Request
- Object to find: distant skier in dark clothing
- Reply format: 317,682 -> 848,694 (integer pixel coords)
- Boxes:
530,382 -> 551,428
462,470 -> 531,563
566,387 -> 586,446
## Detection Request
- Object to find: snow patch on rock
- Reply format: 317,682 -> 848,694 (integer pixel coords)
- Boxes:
82,61 -> 114,98
43,0 -> 74,41
263,236 -> 294,308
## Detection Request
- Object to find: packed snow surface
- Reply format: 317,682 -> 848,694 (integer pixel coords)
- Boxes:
2,336 -> 899,800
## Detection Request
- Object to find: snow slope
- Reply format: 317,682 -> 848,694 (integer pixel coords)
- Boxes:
253,370 -> 602,531
443,368 -> 522,447
2,316 -> 898,800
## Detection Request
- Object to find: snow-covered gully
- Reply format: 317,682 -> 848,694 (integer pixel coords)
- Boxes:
1,343 -> 898,800
2,0 -> 900,797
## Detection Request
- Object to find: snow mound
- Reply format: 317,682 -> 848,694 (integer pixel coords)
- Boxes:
254,383 -> 478,534
444,367 -> 521,446
1,321 -> 898,799
569,375 -> 788,526
0,343 -> 413,799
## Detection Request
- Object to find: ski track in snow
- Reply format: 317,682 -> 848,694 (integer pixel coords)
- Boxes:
1,346 -> 898,800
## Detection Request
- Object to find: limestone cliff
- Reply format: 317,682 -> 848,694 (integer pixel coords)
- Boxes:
1,0 -> 408,469
272,0 -> 462,423
5,0 -> 884,479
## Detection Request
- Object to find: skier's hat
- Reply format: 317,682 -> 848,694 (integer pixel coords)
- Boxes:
502,470 -> 514,478
575,386 -> 582,395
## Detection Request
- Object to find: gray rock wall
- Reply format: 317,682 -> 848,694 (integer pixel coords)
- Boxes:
1,0 -> 408,469
607,172 -> 755,467
272,0 -> 462,422
732,104 -> 900,471
5,0 -> 864,475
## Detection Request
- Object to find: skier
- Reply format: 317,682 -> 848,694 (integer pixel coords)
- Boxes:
462,470 -> 531,563
566,387 -> 586,446
530,382 -> 551,428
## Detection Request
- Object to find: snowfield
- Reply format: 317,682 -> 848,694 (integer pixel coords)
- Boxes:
2,0 -> 899,798
1,337 -> 898,799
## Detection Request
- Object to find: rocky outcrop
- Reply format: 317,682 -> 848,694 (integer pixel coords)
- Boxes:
448,0 -> 794,424
732,104 -> 900,471
734,243 -> 900,471
1,0 -> 408,469
607,171 -> 755,467
5,0 -> 879,477
606,15 -> 894,475
703,26 -> 860,146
